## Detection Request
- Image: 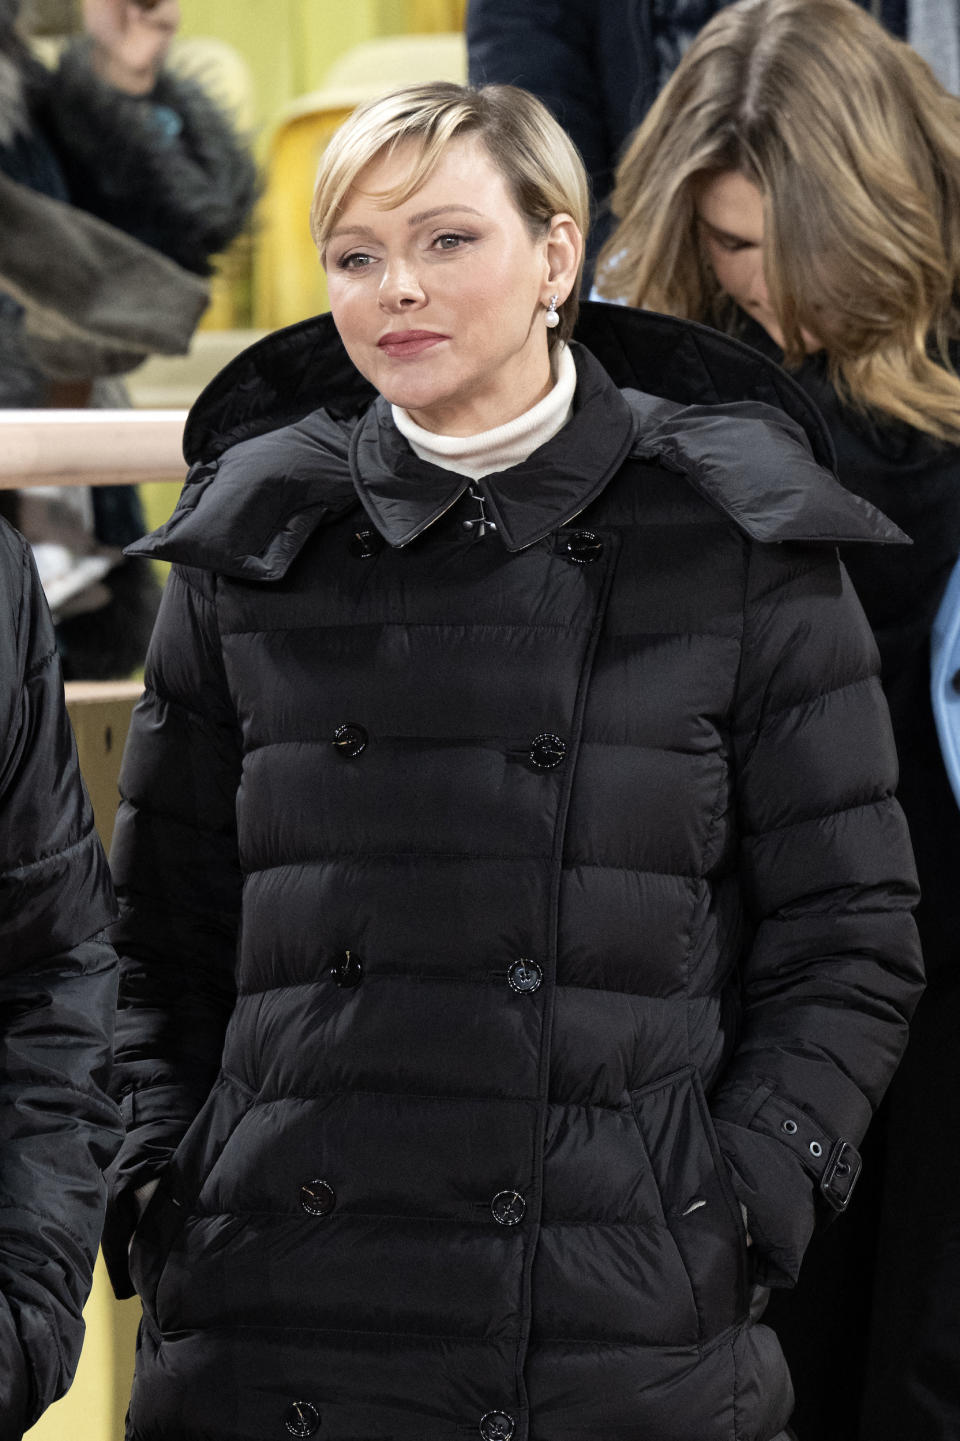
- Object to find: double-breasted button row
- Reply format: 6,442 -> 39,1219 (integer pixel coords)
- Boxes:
299,1180 -> 336,1217
300,1179 -> 524,1228
480,1412 -> 516,1441
328,949 -> 538,996
284,1401 -> 320,1437
334,723 -> 566,771
286,1400 -> 513,1439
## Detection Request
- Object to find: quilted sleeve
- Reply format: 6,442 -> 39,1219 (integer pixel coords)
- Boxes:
102,564 -> 243,1296
711,540 -> 924,1287
0,526 -> 120,1430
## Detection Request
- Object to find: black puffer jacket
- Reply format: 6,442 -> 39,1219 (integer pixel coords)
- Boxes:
0,520 -> 120,1435
104,304 -> 922,1441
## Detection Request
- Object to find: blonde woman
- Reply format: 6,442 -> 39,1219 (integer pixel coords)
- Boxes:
597,2 -> 960,1435
102,80 -> 922,1441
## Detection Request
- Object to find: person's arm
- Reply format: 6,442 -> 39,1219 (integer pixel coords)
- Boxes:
0,524 -> 120,1434
40,0 -> 258,276
712,540 -> 924,1288
102,561 -> 243,1295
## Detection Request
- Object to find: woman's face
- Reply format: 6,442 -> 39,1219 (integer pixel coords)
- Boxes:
695,169 -> 820,352
324,134 -> 580,435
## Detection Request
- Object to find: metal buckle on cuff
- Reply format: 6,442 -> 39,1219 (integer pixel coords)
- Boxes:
819,1138 -> 862,1212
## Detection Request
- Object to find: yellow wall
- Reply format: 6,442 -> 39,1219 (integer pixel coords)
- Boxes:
180,0 -> 466,138
183,0 -> 466,326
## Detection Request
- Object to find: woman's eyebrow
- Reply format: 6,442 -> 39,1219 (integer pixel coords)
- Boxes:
328,205 -> 485,244
327,224 -> 378,241
700,217 -> 757,245
406,205 -> 485,225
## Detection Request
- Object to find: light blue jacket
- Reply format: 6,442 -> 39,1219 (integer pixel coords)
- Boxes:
932,557 -> 960,808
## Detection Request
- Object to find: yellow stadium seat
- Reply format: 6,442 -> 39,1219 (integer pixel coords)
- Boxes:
406,0 -> 467,30
168,35 -> 257,132
166,38 -> 258,330
253,32 -> 467,331
319,29 -> 467,90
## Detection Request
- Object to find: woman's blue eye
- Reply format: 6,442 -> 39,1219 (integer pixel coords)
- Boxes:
434,233 -> 470,250
340,252 -> 375,270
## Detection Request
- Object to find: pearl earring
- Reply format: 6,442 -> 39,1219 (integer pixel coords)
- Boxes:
545,294 -> 560,328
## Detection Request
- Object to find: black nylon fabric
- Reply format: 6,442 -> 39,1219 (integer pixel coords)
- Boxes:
0,520 -> 120,1432
106,308 -> 922,1441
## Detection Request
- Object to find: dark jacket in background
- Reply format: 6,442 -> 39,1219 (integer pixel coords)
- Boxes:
736,315 -> 960,1441
466,0 -> 907,280
0,26 -> 257,679
0,29 -> 257,405
0,519 -> 121,1435
102,304 -> 922,1441
40,39 -> 259,280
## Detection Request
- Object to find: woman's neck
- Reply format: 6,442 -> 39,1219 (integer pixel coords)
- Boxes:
392,344 -> 578,481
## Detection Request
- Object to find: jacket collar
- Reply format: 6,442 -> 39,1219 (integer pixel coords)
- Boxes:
623,392 -> 909,547
350,344 -> 636,551
132,303 -> 908,581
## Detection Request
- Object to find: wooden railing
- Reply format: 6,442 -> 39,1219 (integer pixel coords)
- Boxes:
0,409 -> 187,489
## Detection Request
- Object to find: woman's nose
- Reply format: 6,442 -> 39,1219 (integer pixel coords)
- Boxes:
747,259 -> 771,310
378,258 -> 425,310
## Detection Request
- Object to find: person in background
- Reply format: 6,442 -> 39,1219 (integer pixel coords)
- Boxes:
465,0 -> 912,284
595,2 -> 960,1433
0,0 -> 257,680
102,79 -> 921,1441
0,515 -> 121,1436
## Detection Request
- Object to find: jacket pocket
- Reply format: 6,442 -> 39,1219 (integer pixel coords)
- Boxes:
630,1065 -> 749,1340
129,1070 -> 255,1330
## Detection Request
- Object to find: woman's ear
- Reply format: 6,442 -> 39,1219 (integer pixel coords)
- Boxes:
543,213 -> 583,306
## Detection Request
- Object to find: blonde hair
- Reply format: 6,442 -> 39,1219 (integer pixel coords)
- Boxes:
598,0 -> 960,441
311,82 -> 590,347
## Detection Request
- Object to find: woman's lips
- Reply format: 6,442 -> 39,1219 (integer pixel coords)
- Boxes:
377,331 -> 448,358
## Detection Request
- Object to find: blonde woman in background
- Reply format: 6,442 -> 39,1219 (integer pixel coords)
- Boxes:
597,2 -> 960,1435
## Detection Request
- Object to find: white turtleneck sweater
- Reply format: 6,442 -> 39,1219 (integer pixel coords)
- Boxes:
392,343 -> 578,479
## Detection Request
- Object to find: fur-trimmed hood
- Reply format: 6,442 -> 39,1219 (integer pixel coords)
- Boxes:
42,39 -> 258,275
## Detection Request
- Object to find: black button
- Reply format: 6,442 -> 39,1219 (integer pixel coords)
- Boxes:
530,733 -> 566,770
284,1401 -> 320,1437
333,722 -> 368,758
507,959 -> 542,994
331,950 -> 363,988
299,1180 -> 336,1217
479,1412 -> 516,1441
491,1190 -> 526,1226
563,529 -> 603,564
349,528 -> 383,559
